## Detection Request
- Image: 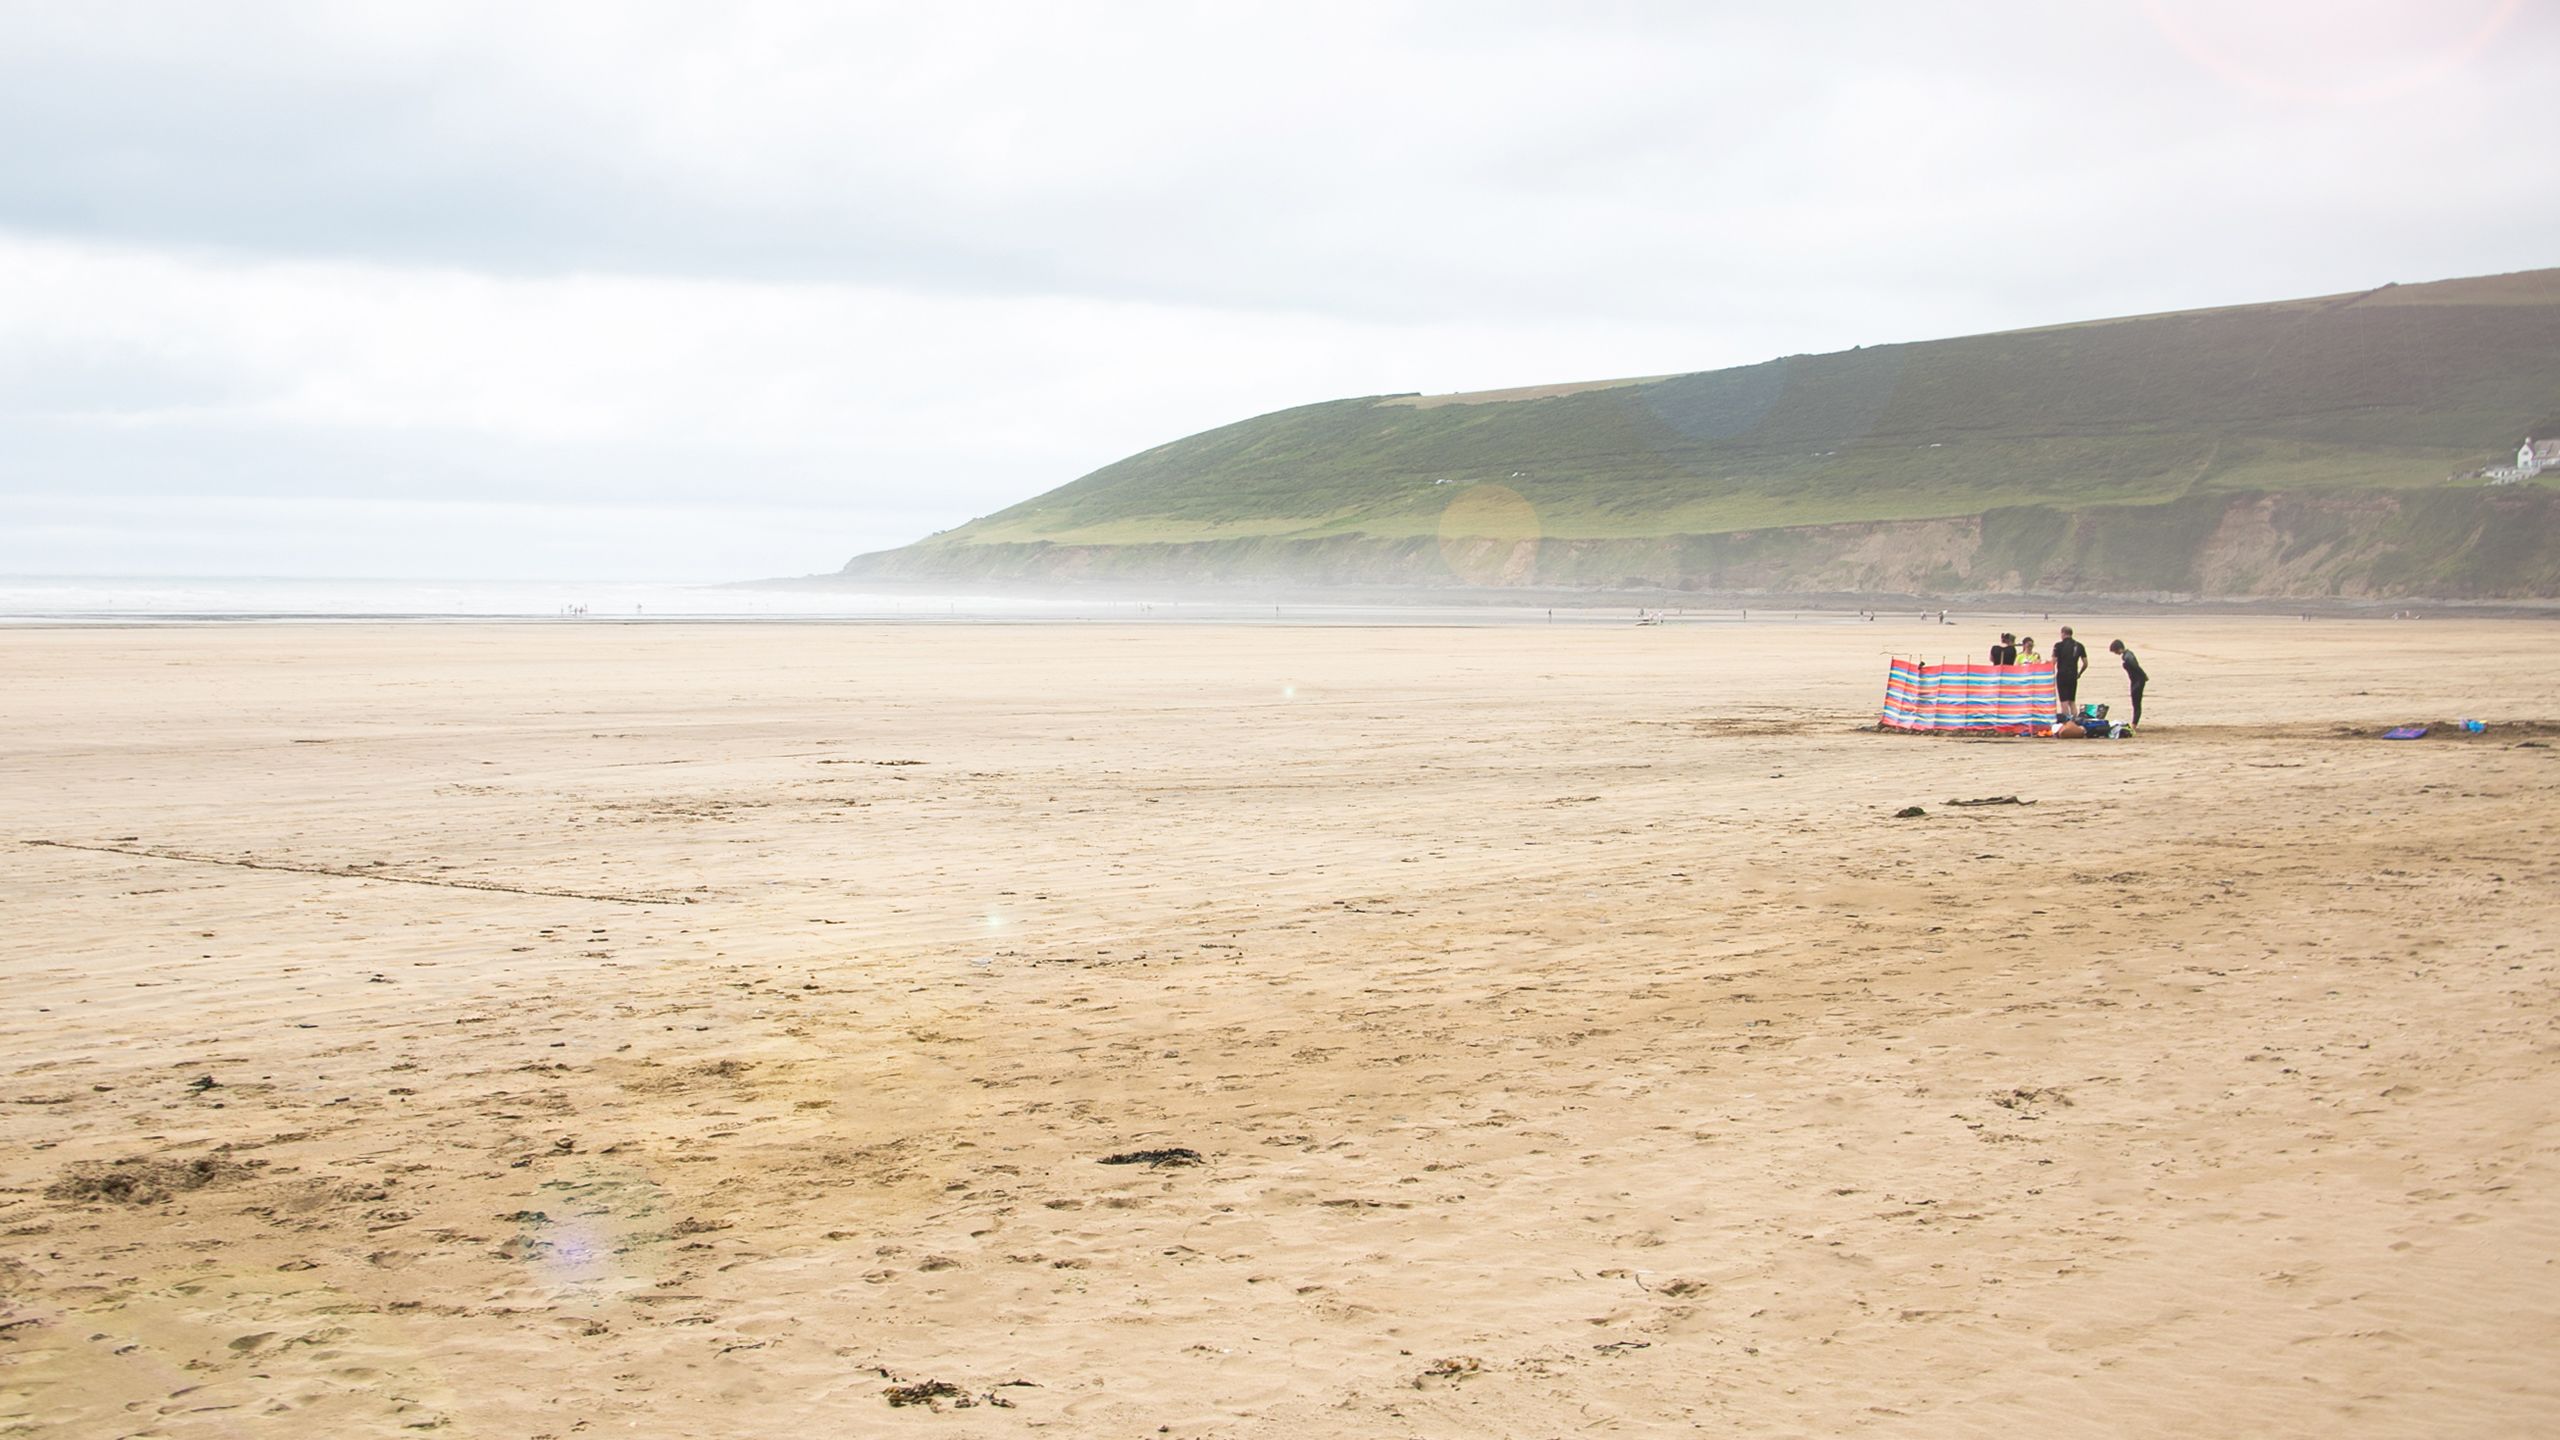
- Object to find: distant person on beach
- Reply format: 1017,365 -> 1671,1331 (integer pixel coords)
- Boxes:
2109,639 -> 2148,726
2051,627 -> 2088,713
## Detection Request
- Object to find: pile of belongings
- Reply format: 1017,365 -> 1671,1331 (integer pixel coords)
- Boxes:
2051,702 -> 2133,739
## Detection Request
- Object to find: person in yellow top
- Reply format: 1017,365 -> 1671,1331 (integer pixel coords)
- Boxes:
2016,636 -> 2043,665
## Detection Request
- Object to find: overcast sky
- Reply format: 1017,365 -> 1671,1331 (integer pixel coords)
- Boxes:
4,1 -> 2555,580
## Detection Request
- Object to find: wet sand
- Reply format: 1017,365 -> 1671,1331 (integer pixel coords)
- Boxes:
4,618 -> 2557,1437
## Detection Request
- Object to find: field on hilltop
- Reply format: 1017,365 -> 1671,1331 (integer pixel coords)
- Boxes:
845,269 -> 2560,600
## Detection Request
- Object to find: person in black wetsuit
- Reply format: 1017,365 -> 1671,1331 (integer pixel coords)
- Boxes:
1990,632 -> 2016,665
2109,639 -> 2148,725
2051,627 -> 2088,714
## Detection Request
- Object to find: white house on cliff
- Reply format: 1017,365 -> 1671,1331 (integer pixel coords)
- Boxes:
2486,437 -> 2560,484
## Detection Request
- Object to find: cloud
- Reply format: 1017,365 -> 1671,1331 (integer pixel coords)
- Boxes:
0,491 -> 915,581
2,1 -> 2554,577
0,231 -> 1764,575
9,4 -> 2553,317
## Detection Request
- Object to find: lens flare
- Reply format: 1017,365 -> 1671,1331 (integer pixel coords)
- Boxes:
1436,483 -> 1544,587
517,1160 -> 675,1304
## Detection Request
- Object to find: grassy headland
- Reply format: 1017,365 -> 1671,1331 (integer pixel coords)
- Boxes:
845,269 -> 2560,599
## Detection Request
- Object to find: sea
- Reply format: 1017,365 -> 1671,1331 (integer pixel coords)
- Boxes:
0,575 -> 1692,626
0,575 -> 1202,623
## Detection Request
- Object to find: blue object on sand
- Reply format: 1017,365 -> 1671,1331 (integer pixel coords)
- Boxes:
2383,725 -> 2428,740
2463,719 -> 2486,734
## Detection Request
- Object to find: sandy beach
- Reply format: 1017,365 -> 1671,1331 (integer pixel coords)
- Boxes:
4,617 -> 2557,1438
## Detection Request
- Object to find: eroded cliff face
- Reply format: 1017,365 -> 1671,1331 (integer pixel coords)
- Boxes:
842,487 -> 2560,600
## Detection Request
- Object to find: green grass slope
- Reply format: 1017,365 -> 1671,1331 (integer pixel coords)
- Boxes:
847,269 -> 2560,598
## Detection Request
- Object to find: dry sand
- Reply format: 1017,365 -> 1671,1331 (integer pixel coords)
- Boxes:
3,618 -> 2557,1438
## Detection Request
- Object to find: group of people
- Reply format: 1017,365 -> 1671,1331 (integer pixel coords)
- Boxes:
1986,632 -> 2042,666
1994,625 -> 2147,726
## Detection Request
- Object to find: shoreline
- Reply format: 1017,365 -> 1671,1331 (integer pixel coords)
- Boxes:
14,572 -> 2560,625
14,598 -> 2560,628
745,573 -> 2560,620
